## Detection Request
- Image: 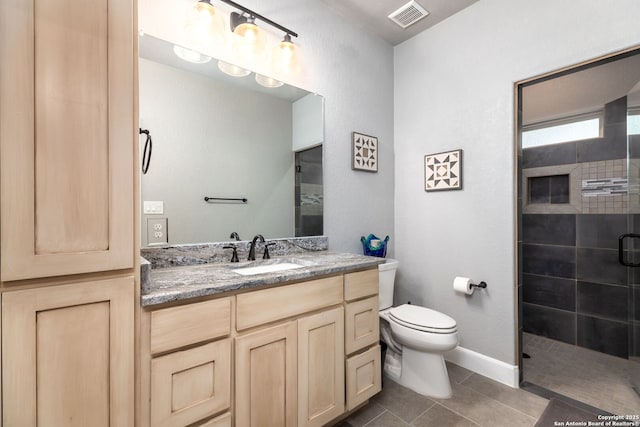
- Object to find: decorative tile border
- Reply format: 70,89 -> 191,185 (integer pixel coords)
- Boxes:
581,178 -> 628,197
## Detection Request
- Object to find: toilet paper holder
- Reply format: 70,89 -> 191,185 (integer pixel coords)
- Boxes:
471,281 -> 487,289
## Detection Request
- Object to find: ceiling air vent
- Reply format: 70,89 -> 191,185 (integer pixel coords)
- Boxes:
388,0 -> 429,29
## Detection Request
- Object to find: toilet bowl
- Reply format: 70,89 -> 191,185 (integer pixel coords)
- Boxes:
378,259 -> 458,398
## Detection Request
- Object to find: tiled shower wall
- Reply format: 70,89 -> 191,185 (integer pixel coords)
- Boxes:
521,96 -> 638,358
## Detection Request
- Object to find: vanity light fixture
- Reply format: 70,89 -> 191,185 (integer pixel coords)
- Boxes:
187,0 -> 300,78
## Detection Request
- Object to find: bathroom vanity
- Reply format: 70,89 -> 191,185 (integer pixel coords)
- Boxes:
139,250 -> 384,427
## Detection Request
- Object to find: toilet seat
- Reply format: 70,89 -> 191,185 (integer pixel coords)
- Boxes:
389,304 -> 457,334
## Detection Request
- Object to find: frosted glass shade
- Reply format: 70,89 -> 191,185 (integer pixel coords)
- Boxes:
184,0 -> 226,48
232,19 -> 267,60
272,36 -> 300,75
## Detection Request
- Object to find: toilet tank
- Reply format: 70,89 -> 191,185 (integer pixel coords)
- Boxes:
378,259 -> 398,310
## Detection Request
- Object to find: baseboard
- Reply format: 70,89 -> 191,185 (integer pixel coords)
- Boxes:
445,346 -> 519,388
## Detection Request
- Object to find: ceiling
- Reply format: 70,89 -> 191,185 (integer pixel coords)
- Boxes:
320,0 -> 479,46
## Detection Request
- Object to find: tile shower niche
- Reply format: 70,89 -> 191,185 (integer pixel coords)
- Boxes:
529,175 -> 570,204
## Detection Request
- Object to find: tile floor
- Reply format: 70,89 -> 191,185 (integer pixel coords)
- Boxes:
339,333 -> 640,426
341,362 -> 549,426
523,332 -> 640,415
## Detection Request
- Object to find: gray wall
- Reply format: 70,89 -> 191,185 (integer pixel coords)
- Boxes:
139,58 -> 294,245
394,0 -> 640,365
140,0 -> 395,254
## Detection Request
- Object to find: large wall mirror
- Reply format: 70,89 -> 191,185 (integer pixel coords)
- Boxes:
139,35 -> 324,246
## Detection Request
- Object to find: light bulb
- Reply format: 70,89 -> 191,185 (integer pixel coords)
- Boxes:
218,60 -> 250,77
272,34 -> 300,75
255,74 -> 283,88
184,0 -> 225,49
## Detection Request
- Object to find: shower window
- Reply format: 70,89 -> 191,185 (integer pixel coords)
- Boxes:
522,113 -> 602,148
629,110 -> 640,135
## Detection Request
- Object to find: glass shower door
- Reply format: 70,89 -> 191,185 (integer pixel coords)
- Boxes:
628,107 -> 640,396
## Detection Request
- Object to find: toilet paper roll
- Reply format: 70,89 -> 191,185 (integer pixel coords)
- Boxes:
453,276 -> 474,295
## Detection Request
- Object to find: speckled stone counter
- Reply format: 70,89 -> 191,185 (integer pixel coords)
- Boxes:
141,251 -> 385,307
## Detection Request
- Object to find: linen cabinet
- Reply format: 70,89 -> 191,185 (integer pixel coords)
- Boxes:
0,0 -> 137,424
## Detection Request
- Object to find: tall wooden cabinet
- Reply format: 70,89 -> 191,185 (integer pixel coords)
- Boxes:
0,0 -> 134,281
0,0 -> 137,425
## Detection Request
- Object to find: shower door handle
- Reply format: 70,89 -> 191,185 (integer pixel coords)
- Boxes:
618,233 -> 640,267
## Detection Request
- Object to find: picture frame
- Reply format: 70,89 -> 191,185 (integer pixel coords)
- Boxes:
352,132 -> 378,172
424,149 -> 463,191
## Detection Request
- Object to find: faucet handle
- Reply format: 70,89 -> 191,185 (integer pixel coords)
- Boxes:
223,245 -> 239,263
263,242 -> 276,259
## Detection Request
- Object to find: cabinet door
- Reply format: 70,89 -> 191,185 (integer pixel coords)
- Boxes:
2,277 -> 134,426
346,345 -> 382,411
151,340 -> 231,427
298,307 -> 345,427
0,0 -> 134,281
236,322 -> 297,427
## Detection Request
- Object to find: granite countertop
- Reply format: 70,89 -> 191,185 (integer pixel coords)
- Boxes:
141,251 -> 385,306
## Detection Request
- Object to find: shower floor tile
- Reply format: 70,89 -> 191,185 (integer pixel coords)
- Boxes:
523,332 -> 640,415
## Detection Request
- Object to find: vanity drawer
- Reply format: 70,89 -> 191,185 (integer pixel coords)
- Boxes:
344,268 -> 378,301
151,339 -> 231,427
345,296 -> 379,355
151,297 -> 231,355
236,275 -> 343,331
346,345 -> 382,411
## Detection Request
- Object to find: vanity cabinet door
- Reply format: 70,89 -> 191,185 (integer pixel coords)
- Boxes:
235,322 -> 298,427
298,307 -> 345,427
151,339 -> 231,427
2,277 -> 135,426
346,345 -> 382,411
0,0 -> 134,281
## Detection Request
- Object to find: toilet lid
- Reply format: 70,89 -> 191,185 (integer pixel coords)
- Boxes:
389,304 -> 457,333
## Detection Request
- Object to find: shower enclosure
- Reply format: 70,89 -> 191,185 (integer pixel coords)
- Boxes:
516,48 -> 640,398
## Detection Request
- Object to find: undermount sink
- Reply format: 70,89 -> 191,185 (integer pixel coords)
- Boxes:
232,262 -> 306,276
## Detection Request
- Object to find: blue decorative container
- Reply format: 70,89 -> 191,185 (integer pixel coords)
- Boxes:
361,234 -> 389,257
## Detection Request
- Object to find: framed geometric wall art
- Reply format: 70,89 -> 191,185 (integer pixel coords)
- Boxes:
352,132 -> 378,172
424,149 -> 463,191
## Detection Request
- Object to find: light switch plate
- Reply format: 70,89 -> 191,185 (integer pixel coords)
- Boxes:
147,218 -> 168,245
143,200 -> 164,214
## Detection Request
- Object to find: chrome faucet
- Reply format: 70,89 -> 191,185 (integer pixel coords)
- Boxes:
229,231 -> 241,241
247,234 -> 265,261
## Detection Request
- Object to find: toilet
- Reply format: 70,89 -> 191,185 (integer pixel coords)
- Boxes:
378,259 -> 458,398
